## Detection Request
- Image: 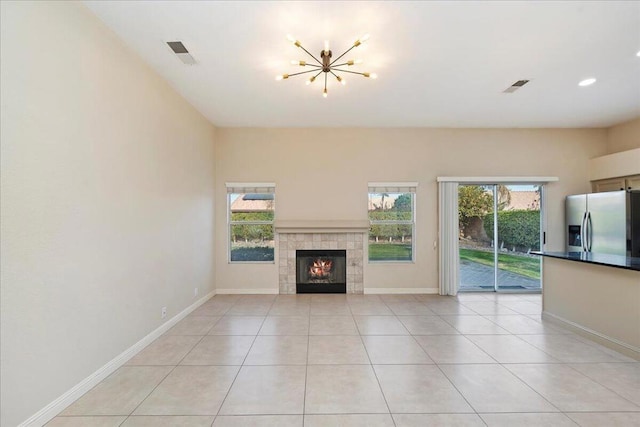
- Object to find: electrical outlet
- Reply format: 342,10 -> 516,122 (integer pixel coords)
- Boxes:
161,306 -> 167,319
194,287 -> 199,297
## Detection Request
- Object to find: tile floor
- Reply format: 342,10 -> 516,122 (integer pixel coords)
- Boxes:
49,293 -> 640,427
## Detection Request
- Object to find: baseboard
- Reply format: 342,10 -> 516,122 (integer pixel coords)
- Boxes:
216,288 -> 278,294
364,287 -> 439,294
20,290 -> 216,427
542,311 -> 640,361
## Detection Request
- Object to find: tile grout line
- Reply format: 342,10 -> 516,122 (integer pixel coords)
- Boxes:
123,299 -> 236,421
302,302 -> 311,426
559,363 -> 640,410
212,296 -> 274,419
351,298 -> 396,427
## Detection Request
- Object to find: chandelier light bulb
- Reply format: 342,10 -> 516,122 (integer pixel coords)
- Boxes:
336,75 -> 346,85
370,73 -> 378,79
354,33 -> 370,47
323,88 -> 328,98
286,34 -> 301,47
291,60 -> 306,66
324,40 -> 330,54
275,74 -> 289,81
578,77 -> 596,87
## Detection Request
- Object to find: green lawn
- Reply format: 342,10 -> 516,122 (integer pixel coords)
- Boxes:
459,248 -> 540,280
369,243 -> 412,261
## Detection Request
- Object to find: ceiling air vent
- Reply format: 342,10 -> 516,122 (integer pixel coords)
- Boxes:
503,79 -> 530,93
167,41 -> 196,65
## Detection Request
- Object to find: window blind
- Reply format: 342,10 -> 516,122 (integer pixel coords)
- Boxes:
368,182 -> 418,193
226,182 -> 276,194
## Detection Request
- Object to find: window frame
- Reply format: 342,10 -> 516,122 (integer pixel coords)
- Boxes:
367,183 -> 417,263
227,183 -> 276,264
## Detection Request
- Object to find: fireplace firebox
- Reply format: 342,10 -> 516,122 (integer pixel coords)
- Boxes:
296,249 -> 346,293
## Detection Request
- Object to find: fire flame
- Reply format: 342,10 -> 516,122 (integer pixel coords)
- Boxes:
309,258 -> 333,278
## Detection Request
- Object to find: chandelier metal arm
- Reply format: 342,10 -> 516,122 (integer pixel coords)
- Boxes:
297,44 -> 323,66
331,68 -> 368,76
329,45 -> 356,66
288,69 -> 325,78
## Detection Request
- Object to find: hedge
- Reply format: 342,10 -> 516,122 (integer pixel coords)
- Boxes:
484,210 -> 540,251
369,211 -> 412,241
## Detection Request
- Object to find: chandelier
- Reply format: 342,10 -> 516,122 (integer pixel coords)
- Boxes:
276,34 -> 377,98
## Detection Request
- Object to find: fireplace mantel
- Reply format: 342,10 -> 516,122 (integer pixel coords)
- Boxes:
274,220 -> 369,234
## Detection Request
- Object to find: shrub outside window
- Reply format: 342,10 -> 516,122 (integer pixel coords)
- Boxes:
228,184 -> 275,262
368,184 -> 416,262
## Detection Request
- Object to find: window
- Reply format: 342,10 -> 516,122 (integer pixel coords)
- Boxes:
227,183 -> 275,262
368,182 -> 416,262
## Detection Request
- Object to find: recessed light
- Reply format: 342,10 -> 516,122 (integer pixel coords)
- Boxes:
637,50 -> 640,57
578,78 -> 596,87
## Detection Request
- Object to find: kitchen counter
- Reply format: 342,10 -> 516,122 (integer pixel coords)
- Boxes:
537,254 -> 640,360
531,251 -> 640,272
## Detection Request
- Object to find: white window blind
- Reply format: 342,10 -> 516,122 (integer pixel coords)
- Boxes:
368,182 -> 418,194
226,182 -> 276,194
438,181 -> 459,296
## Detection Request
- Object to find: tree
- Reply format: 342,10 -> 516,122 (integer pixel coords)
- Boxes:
496,185 -> 511,211
393,193 -> 412,212
378,193 -> 390,211
458,185 -> 493,236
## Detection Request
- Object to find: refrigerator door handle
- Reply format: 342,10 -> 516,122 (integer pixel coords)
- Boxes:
587,212 -> 593,252
581,212 -> 588,251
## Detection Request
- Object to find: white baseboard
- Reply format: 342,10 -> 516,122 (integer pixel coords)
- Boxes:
542,311 -> 640,360
216,288 -> 278,294
364,287 -> 439,294
20,291 -> 216,427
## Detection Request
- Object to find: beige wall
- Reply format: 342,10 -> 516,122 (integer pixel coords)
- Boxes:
0,2 -> 216,425
215,128 -> 607,293
607,117 -> 640,154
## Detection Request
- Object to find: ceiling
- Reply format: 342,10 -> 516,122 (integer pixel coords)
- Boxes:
84,1 -> 640,128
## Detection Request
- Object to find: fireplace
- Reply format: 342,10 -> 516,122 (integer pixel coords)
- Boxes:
296,249 -> 347,293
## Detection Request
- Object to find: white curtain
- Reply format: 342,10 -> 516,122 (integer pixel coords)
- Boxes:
438,182 -> 459,296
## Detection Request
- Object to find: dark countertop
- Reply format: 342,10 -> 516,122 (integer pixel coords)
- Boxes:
531,251 -> 640,272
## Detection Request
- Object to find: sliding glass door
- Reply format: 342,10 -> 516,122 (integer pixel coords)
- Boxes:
458,184 -> 542,292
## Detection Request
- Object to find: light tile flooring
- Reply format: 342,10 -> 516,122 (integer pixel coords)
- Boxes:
50,293 -> 640,427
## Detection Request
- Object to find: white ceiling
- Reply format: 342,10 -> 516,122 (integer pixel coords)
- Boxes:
85,1 -> 640,128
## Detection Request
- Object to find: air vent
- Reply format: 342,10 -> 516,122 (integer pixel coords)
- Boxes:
167,41 -> 196,65
503,79 -> 530,93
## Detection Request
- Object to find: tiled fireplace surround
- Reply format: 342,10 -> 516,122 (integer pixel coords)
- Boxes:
276,221 -> 368,294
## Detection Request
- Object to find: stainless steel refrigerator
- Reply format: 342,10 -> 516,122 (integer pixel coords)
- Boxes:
566,190 -> 640,256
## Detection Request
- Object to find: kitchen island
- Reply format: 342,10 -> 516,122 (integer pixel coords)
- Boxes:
533,251 -> 640,360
